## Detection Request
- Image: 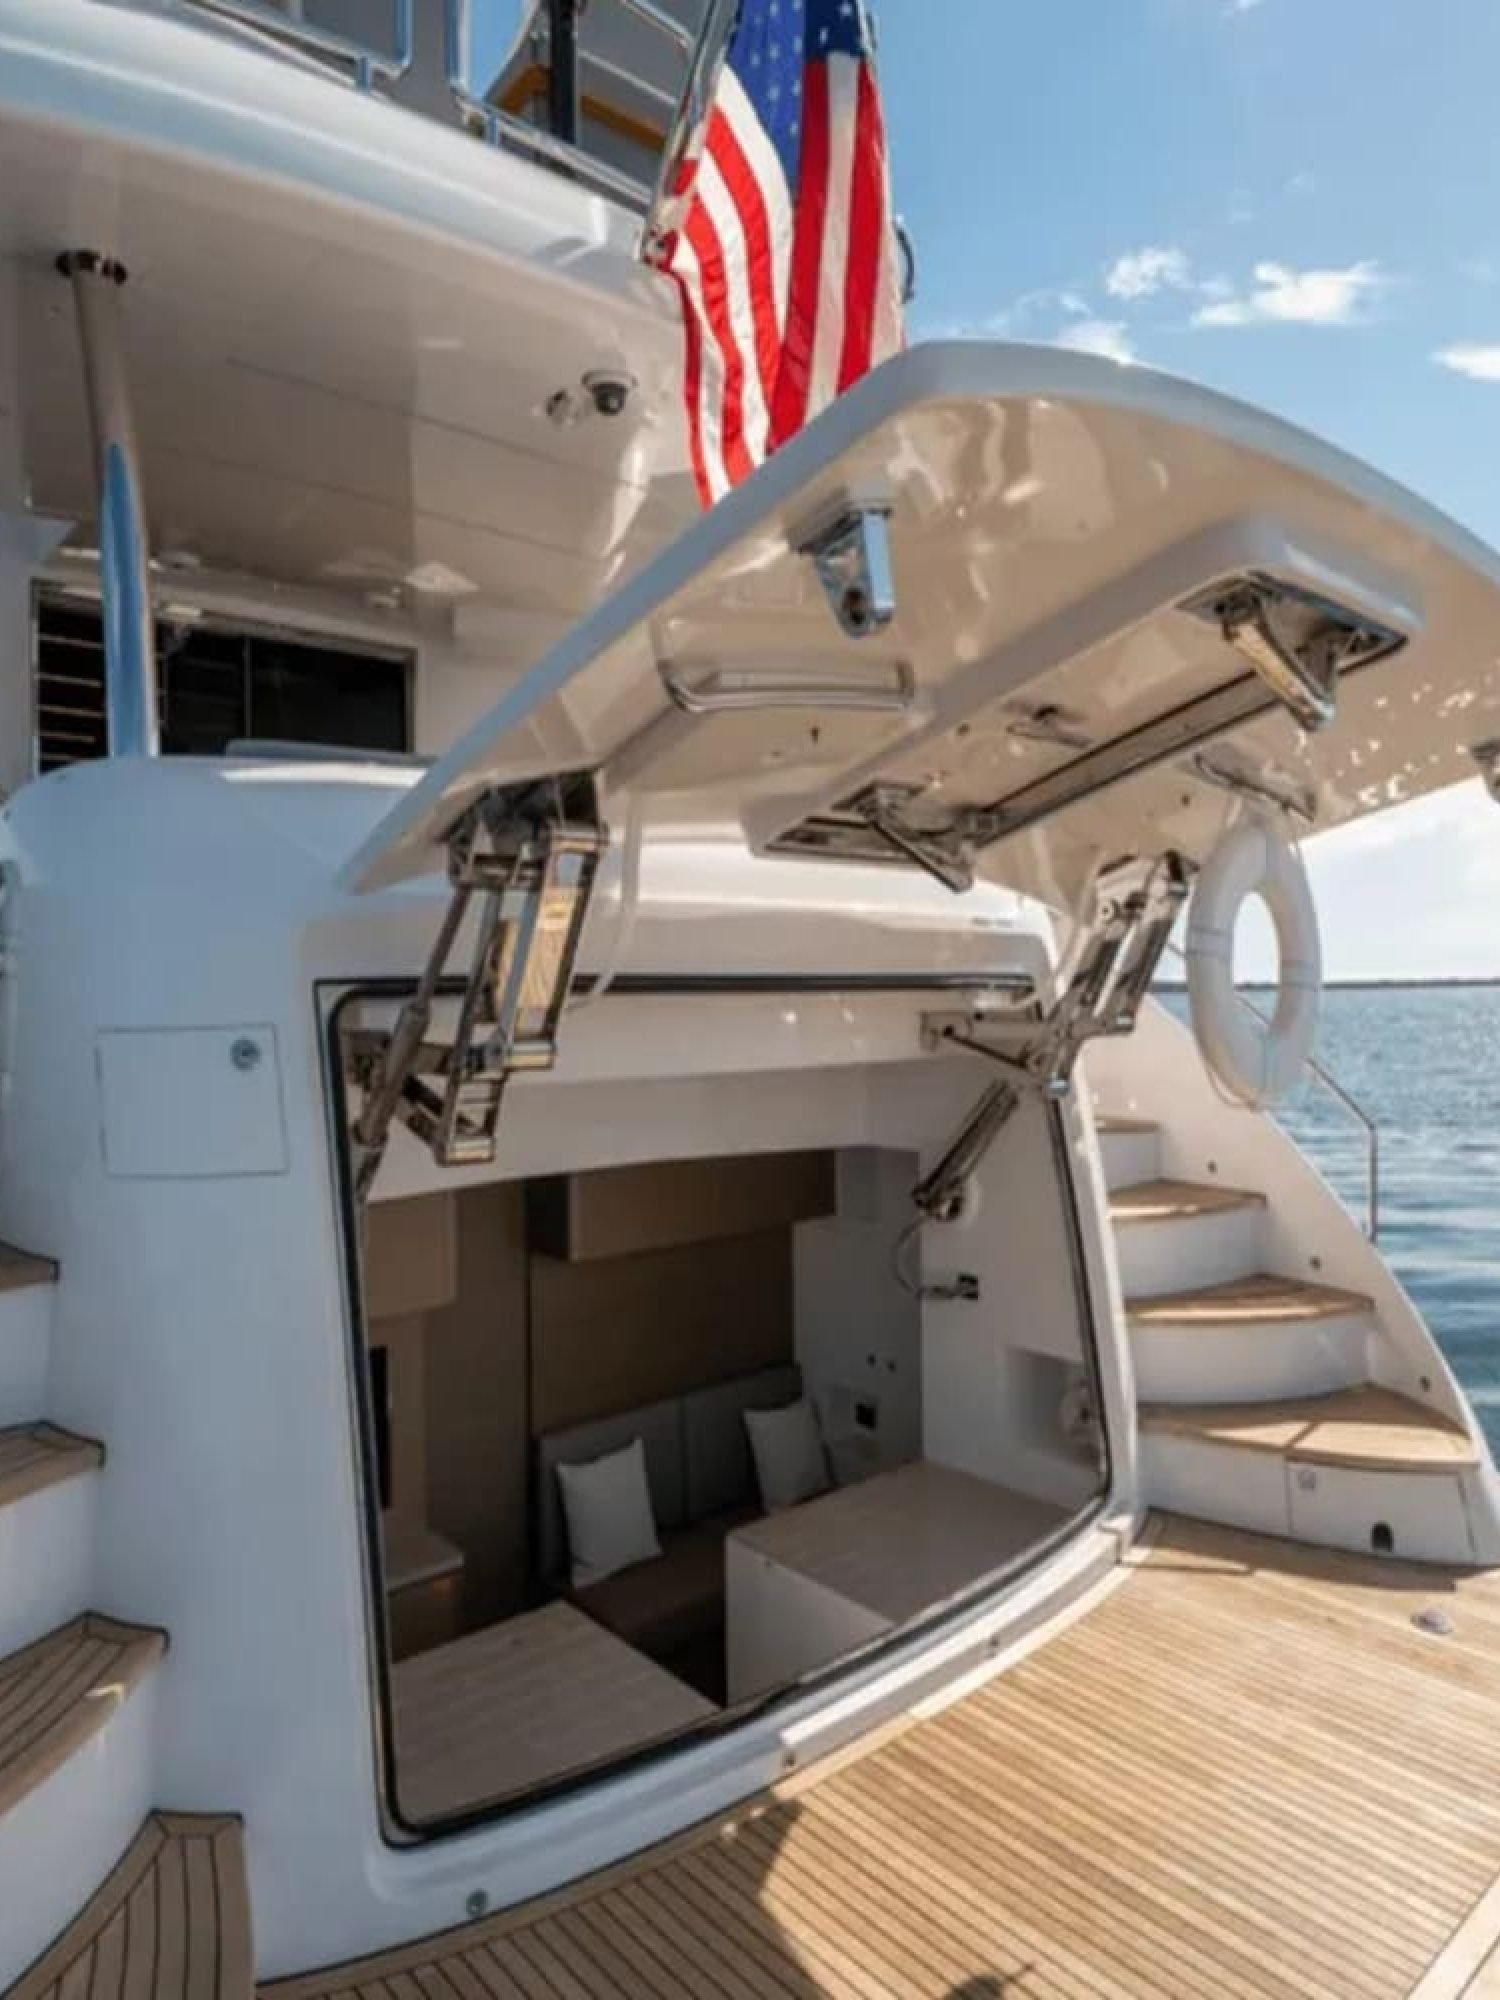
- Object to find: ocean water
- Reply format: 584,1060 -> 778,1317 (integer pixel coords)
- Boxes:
1162,986 -> 1500,1453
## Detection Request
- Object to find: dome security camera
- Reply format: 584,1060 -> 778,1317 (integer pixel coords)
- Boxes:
581,368 -> 636,418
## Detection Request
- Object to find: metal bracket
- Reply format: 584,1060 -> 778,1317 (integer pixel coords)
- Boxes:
660,659 -> 916,715
797,505 -> 897,640
847,782 -> 996,894
911,1081 -> 1020,1223
1005,701 -> 1093,751
1190,747 -> 1316,825
1179,571 -> 1405,735
921,851 -> 1190,1098
898,854 -> 1186,1303
346,774 -> 606,1197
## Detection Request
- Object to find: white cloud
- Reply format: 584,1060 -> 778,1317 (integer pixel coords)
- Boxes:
1224,0 -> 1264,13
1284,170 -> 1316,198
1052,318 -> 1136,364
979,287 -> 1092,338
1104,245 -> 1193,301
1434,343 -> 1500,382
1192,259 -> 1386,328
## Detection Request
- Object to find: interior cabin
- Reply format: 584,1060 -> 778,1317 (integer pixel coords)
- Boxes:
353,1063 -> 1108,1832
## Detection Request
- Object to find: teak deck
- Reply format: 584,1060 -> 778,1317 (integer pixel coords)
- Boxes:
0,1613 -> 164,1817
1140,1384 -> 1479,1469
263,1515 -> 1500,1999
9,1812 -> 251,1999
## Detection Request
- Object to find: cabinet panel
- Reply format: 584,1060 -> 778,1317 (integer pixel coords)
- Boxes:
1287,1463 -> 1473,1563
726,1535 -> 888,1705
530,1151 -> 835,1262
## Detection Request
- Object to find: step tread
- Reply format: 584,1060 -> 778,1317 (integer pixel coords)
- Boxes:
0,1614 -> 166,1818
0,1423 -> 104,1509
1127,1272 -> 1374,1329
7,1810 -> 251,1999
0,1241 -> 57,1295
1095,1114 -> 1159,1135
1110,1177 -> 1267,1223
1140,1385 -> 1479,1471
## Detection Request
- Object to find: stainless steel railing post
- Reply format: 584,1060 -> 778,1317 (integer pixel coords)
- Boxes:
57,252 -> 159,760
1163,943 -> 1381,1240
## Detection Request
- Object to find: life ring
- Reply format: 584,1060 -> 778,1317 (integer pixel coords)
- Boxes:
1186,816 -> 1321,1107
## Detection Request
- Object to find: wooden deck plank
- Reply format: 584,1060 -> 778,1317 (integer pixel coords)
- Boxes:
0,1424 -> 104,1511
7,1812 -> 250,2000
1109,1177 -> 1266,1222
1126,1270 -> 1373,1325
262,1516 -> 1500,1999
0,1240 -> 57,1294
1140,1384 -> 1479,1468
0,1617 -> 165,1817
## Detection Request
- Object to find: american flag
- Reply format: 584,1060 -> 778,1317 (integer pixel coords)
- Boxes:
653,0 -> 904,507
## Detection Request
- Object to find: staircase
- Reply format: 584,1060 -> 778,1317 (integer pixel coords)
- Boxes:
1095,1112 -> 1483,1563
0,1249 -> 252,1997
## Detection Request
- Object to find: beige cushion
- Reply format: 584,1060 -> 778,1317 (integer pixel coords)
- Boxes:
744,1398 -> 830,1511
555,1437 -> 662,1590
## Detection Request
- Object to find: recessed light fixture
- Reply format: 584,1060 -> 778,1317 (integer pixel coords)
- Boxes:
404,561 -> 479,598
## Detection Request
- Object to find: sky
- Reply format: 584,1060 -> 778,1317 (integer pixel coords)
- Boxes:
870,0 -> 1500,981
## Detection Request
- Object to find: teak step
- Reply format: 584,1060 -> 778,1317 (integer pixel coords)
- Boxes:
7,1811 -> 251,1999
1127,1272 -> 1374,1328
0,1615 -> 165,1818
0,1423 -> 104,1510
1094,1114 -> 1159,1134
1110,1177 -> 1267,1224
0,1242 -> 57,1294
1140,1385 -> 1479,1472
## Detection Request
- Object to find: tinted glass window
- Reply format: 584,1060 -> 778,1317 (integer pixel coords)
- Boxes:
34,595 -> 411,772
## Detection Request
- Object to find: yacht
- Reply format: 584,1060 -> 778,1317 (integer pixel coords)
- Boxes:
4,3 -> 1500,1995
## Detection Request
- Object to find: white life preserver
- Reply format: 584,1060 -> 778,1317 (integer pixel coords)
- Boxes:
1186,816 -> 1321,1108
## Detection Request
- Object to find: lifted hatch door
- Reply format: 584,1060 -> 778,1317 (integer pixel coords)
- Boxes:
345,341 -> 1500,908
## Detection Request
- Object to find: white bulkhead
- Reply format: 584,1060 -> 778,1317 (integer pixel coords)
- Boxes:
0,755 -> 1131,1971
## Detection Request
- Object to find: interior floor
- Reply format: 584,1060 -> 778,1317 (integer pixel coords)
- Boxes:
389,1463 -> 1070,1822
361,1131 -> 1104,1826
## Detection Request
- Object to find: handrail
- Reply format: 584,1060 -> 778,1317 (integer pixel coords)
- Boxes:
163,0 -> 728,228
170,0 -> 414,91
612,0 -> 694,54
1164,943 -> 1380,1240
444,0 -> 659,211
643,0 -> 739,255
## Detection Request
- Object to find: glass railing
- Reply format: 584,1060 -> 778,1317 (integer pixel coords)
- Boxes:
154,0 -> 733,228
162,0 -> 415,92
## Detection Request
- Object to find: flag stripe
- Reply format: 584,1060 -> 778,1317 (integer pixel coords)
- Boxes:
659,0 -> 902,502
768,55 -> 831,449
669,231 -> 730,506
837,61 -> 886,391
683,195 -> 756,490
698,131 -> 776,457
713,66 -> 794,337
805,54 -> 861,420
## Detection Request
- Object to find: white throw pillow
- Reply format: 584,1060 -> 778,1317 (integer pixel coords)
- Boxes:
555,1437 -> 662,1590
744,1399 -> 831,1512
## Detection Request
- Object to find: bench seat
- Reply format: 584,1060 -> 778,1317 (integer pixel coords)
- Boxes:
572,1504 -> 757,1657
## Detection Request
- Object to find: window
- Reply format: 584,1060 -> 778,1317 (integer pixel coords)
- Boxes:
33,592 -> 411,772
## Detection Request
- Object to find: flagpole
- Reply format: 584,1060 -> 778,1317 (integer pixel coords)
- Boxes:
547,0 -> 580,145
